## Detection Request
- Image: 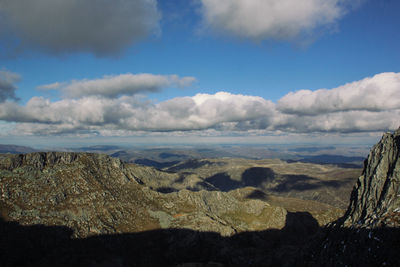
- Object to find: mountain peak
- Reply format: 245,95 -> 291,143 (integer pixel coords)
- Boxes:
340,127 -> 400,228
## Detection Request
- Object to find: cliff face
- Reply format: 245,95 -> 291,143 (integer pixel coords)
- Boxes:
312,128 -> 400,266
342,128 -> 400,228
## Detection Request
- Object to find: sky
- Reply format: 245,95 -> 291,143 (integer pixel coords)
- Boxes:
0,0 -> 399,148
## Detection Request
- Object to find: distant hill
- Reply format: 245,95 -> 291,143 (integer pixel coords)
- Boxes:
288,146 -> 336,153
72,145 -> 121,152
287,154 -> 365,168
0,144 -> 36,154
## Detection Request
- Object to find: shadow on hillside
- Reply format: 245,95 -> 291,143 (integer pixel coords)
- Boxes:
201,167 -> 275,192
199,167 -> 350,193
242,167 -> 275,187
204,172 -> 243,191
156,187 -> 179,193
245,189 -> 270,201
0,212 -> 317,267
270,174 -> 349,193
1,212 -> 399,267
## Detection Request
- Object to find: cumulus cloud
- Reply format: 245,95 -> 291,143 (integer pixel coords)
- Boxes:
271,110 -> 400,134
200,0 -> 350,40
0,92 -> 274,135
277,72 -> 400,115
0,0 -> 160,56
1,72 -> 399,136
0,70 -> 20,102
153,92 -> 275,130
39,73 -> 197,99
271,72 -> 400,133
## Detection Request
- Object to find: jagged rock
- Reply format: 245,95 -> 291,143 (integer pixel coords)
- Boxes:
342,128 -> 400,228
309,128 -> 400,266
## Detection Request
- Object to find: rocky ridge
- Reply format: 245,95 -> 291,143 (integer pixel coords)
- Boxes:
341,128 -> 400,228
0,152 -> 292,238
310,128 -> 400,266
1,127 -> 400,266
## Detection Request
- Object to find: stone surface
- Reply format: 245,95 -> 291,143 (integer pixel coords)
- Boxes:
309,128 -> 400,266
341,128 -> 400,228
0,152 -> 288,238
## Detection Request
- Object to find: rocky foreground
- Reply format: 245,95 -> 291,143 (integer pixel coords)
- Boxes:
1,128 -> 400,266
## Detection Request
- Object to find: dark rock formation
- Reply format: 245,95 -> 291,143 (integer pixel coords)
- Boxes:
342,128 -> 400,228
310,128 -> 400,266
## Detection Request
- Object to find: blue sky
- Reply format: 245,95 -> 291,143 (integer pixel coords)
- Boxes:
0,0 -> 399,147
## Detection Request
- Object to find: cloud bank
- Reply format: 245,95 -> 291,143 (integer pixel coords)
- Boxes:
0,92 -> 274,134
39,74 -> 197,99
0,72 -> 399,136
278,72 -> 400,114
0,0 -> 160,56
0,70 -> 20,102
200,0 -> 351,40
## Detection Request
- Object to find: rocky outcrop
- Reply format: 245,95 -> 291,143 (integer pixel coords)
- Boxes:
0,152 -> 80,170
311,128 -> 400,266
0,152 -> 289,238
341,128 -> 400,228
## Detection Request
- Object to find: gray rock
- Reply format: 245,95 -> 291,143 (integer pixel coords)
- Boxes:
342,128 -> 400,228
0,152 -> 288,238
310,127 -> 400,267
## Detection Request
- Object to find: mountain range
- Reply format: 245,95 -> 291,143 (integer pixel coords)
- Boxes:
0,128 -> 399,266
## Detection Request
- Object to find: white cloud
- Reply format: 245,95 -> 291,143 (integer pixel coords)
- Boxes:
277,72 -> 400,115
0,69 -> 20,102
37,82 -> 64,90
272,110 -> 400,133
152,92 -> 275,130
1,72 -> 399,136
40,73 -> 197,99
200,0 -> 349,40
0,0 -> 160,56
0,92 -> 274,134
